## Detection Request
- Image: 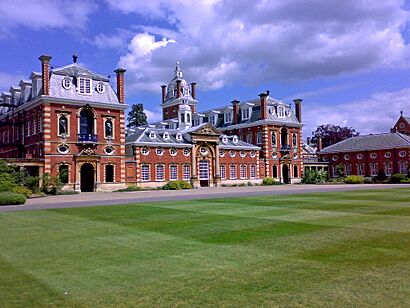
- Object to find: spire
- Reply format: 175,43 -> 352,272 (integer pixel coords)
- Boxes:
175,61 -> 183,78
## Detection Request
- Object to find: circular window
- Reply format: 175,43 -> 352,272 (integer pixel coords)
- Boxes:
286,108 -> 292,117
370,153 -> 377,159
219,149 -> 225,157
104,146 -> 115,155
272,152 -> 277,158
229,150 -> 236,157
156,147 -> 164,156
200,147 -> 208,155
62,78 -> 71,90
250,151 -> 256,158
344,154 -> 350,161
183,148 -> 190,156
399,123 -> 405,129
240,150 -> 246,157
384,152 -> 391,158
399,150 -> 407,157
169,147 -> 177,156
293,153 -> 298,159
141,147 -> 150,155
322,156 -> 329,162
357,154 -> 363,160
96,82 -> 105,93
57,144 -> 69,154
332,155 -> 338,161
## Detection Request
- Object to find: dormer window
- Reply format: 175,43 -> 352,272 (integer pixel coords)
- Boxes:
62,77 -> 71,90
176,133 -> 183,141
268,107 -> 275,115
209,115 -> 217,125
78,77 -> 92,94
222,135 -> 228,143
149,131 -> 156,139
96,82 -> 105,93
163,132 -> 170,139
224,111 -> 232,123
232,136 -> 239,143
277,106 -> 285,118
241,108 -> 251,120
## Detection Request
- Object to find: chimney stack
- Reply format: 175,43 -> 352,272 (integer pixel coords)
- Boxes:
231,99 -> 240,125
176,80 -> 182,98
317,136 -> 323,152
161,85 -> 167,103
293,98 -> 303,123
191,82 -> 197,99
38,55 -> 52,95
259,91 -> 269,120
114,68 -> 126,103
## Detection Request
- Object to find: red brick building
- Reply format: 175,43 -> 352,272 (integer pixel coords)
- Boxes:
393,111 -> 410,136
125,63 -> 304,187
0,55 -> 128,191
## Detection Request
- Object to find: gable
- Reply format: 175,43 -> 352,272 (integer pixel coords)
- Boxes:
189,123 -> 221,136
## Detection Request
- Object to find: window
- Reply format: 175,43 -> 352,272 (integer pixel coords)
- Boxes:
156,164 -> 165,181
293,165 -> 299,177
200,147 -> 208,155
240,150 -> 246,157
183,165 -> 190,180
163,132 -> 170,139
222,135 -> 228,143
149,131 -> 156,139
250,165 -> 256,179
209,115 -> 217,125
78,77 -> 92,94
176,133 -> 183,141
80,109 -> 94,135
199,160 -> 209,180
220,164 -> 226,179
241,108 -> 250,120
369,162 -> 378,176
229,150 -> 236,157
219,149 -> 225,157
399,161 -> 408,174
169,148 -> 178,156
271,131 -> 276,147
96,82 -> 105,93
62,78 -> 71,89
240,164 -> 247,179
233,136 -> 239,143
156,147 -> 164,156
141,164 -> 150,181
105,165 -> 114,183
105,119 -> 113,139
384,161 -> 392,176
57,144 -> 69,154
246,132 -> 253,144
370,153 -> 377,159
399,150 -> 407,157
256,131 -> 262,144
229,165 -> 237,179
384,152 -> 391,158
332,155 -> 338,161
272,165 -> 278,178
180,113 -> 185,123
33,117 -> 37,135
104,146 -> 115,155
250,151 -> 256,158
183,148 -> 190,156
357,153 -> 363,160
292,134 -> 297,146
224,111 -> 232,123
357,163 -> 364,176
345,164 -> 352,176
277,106 -> 285,118
141,147 -> 150,155
170,165 -> 178,180
58,165 -> 69,184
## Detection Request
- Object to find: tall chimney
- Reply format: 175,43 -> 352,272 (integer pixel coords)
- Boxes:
176,80 -> 182,98
161,85 -> 167,103
114,68 -> 126,103
294,98 -> 303,123
191,82 -> 197,99
38,55 -> 52,95
317,136 -> 322,152
259,91 -> 269,120
231,99 -> 240,125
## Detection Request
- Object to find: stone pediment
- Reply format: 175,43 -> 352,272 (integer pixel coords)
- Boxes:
189,123 -> 221,136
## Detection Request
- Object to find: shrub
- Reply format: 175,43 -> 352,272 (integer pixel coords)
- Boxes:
115,186 -> 141,192
262,177 -> 275,185
0,192 -> 26,205
390,173 -> 406,183
302,169 -> 327,184
57,190 -> 80,195
363,177 -> 373,184
162,180 -> 192,190
400,178 -> 410,183
345,175 -> 364,184
11,186 -> 32,197
373,169 -> 387,183
40,173 -> 63,195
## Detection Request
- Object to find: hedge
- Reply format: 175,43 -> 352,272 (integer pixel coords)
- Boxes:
345,175 -> 364,184
162,180 -> 192,190
0,192 -> 26,205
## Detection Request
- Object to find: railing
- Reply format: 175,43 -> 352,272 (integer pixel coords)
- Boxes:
78,134 -> 98,143
280,144 -> 291,152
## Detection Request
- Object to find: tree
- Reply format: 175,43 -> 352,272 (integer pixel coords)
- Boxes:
311,124 -> 359,148
127,103 -> 148,128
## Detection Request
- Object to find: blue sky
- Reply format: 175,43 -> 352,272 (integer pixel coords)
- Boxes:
1,0 -> 410,137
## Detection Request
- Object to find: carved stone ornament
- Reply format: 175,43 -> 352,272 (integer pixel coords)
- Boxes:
79,147 -> 96,156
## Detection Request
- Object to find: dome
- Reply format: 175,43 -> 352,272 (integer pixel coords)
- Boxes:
166,62 -> 193,101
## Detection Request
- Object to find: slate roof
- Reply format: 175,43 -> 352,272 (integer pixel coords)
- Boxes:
53,64 -> 109,81
319,132 -> 410,154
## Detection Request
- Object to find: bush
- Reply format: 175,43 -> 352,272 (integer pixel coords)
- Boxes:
162,180 -> 192,190
400,178 -> 410,183
345,175 -> 364,184
11,186 -> 32,197
302,169 -> 327,184
56,190 -> 79,195
262,178 -> 283,185
115,186 -> 141,192
0,192 -> 26,205
40,173 -> 63,195
390,173 -> 406,183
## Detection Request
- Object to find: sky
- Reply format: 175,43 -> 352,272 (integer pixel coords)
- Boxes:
1,0 -> 410,138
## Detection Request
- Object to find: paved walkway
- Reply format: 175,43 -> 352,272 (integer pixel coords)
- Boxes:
1,183 -> 409,212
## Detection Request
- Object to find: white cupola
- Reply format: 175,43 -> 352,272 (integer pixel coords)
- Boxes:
178,103 -> 192,130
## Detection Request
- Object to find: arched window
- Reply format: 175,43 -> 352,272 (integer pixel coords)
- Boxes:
271,131 -> 276,147
58,115 -> 68,136
292,133 -> 297,146
187,113 -> 191,123
80,109 -> 94,135
293,165 -> 298,178
58,165 -> 69,184
105,119 -> 113,138
280,127 -> 288,146
180,113 -> 185,123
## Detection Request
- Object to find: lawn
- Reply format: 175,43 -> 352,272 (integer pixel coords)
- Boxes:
0,188 -> 409,307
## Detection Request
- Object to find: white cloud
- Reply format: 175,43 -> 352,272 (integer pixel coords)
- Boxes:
144,108 -> 163,124
304,87 -> 410,137
106,0 -> 410,94
0,0 -> 96,35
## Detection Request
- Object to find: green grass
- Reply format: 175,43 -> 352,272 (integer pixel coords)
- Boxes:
0,188 -> 409,307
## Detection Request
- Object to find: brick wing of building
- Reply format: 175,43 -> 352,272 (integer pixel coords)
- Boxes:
319,131 -> 410,177
125,62 -> 305,187
0,55 -> 128,192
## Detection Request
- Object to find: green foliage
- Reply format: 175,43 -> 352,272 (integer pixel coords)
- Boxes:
115,186 -> 141,192
11,186 -> 32,197
302,169 -> 327,184
40,173 -> 63,195
400,178 -> 410,183
262,177 -> 283,185
345,175 -> 364,184
311,124 -> 359,148
390,173 -> 406,183
373,169 -> 387,183
0,191 -> 26,205
336,164 -> 345,177
127,103 -> 148,129
56,190 -> 79,195
162,180 -> 192,190
58,168 -> 69,184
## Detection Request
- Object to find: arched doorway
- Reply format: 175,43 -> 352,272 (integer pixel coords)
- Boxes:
80,163 -> 95,192
282,164 -> 290,184
198,160 -> 210,187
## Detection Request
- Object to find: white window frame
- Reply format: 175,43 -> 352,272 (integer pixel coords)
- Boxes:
345,164 -> 352,176
156,147 -> 164,156
241,108 -> 251,120
256,131 -> 262,145
399,161 -> 408,174
183,164 -> 190,181
155,164 -> 165,181
104,117 -> 115,140
250,164 -> 256,179
357,163 -> 364,176
170,164 -> 178,180
183,148 -> 190,156
224,111 -> 232,123
277,106 -> 285,118
169,147 -> 178,156
78,77 -> 92,95
369,162 -> 378,176
229,164 -> 237,179
141,164 -> 150,182
384,161 -> 392,176
141,147 -> 150,155
220,164 -> 226,179
240,164 -> 247,179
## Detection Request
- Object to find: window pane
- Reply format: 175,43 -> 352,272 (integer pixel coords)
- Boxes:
106,165 -> 114,182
